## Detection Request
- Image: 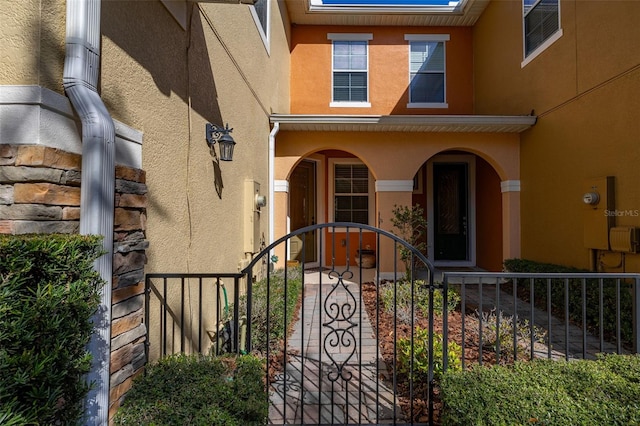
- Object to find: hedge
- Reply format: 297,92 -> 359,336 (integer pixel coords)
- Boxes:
114,353 -> 268,425
0,234 -> 104,424
503,258 -> 633,347
441,354 -> 640,425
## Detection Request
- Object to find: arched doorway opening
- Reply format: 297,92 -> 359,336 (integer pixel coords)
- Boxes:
413,150 -> 503,271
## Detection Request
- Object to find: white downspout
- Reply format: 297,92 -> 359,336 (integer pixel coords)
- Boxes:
269,122 -> 279,246
63,0 -> 115,424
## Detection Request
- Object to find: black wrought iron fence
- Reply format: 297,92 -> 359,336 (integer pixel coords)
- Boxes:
144,272 -> 245,361
440,272 -> 640,368
143,230 -> 640,426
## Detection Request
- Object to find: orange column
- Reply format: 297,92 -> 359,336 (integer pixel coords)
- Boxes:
501,180 -> 521,260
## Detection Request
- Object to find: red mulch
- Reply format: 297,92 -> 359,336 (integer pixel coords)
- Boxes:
361,282 -> 499,425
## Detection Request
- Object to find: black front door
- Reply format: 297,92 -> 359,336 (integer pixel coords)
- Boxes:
433,163 -> 468,261
290,160 -> 317,263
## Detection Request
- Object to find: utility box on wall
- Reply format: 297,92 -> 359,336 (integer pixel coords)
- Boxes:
244,179 -> 266,254
583,176 -> 615,250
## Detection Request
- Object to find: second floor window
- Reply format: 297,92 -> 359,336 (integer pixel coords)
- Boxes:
333,41 -> 368,102
406,35 -> 449,108
328,34 -> 372,106
523,0 -> 560,58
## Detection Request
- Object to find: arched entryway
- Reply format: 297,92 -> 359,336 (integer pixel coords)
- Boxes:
413,150 -> 504,271
284,150 -> 378,268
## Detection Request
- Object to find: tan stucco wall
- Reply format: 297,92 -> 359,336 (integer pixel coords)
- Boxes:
474,0 -> 640,271
101,1 -> 290,278
0,0 -> 66,92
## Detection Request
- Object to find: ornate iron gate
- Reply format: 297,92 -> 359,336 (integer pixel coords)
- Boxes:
240,222 -> 438,425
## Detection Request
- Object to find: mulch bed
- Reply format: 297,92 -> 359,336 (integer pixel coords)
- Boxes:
361,281 -> 498,425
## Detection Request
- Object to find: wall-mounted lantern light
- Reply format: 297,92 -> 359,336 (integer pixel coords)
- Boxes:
206,123 -> 236,161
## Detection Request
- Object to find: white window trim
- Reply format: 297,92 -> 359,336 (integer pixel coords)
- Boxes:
405,34 -> 449,109
250,0 -> 270,55
328,158 -> 375,228
330,101 -> 372,108
521,29 -> 563,68
329,34 -> 372,106
521,0 -> 562,67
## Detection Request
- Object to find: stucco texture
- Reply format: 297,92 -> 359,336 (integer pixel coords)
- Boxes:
474,0 -> 640,271
0,0 -> 66,92
100,0 -> 290,277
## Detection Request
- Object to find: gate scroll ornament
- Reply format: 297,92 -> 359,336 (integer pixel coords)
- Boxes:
323,268 -> 358,383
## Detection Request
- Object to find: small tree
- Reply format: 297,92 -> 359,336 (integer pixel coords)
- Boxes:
390,204 -> 427,279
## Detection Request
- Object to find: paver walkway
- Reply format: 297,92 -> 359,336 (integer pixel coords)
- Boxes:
268,267 -> 399,425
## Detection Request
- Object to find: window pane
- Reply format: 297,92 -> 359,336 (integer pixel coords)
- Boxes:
352,196 -> 368,209
335,196 -> 352,210
334,42 -> 350,55
334,73 -> 350,87
352,211 -> 369,224
350,41 -> 367,55
423,42 -> 445,71
352,164 -> 368,178
352,179 -> 368,193
335,178 -> 351,193
350,87 -> 367,102
253,0 -> 268,34
335,210 -> 351,222
334,55 -> 350,70
335,164 -> 352,178
350,55 -> 367,70
410,73 -> 445,103
349,72 -> 367,86
334,87 -> 350,101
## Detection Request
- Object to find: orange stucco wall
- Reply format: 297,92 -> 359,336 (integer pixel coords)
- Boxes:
274,131 -> 520,270
474,0 -> 640,271
476,156 -> 503,271
290,26 -> 473,115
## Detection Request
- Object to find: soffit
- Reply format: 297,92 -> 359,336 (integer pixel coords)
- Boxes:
270,114 -> 537,133
284,0 -> 491,27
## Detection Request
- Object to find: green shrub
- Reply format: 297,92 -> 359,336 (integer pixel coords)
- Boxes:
115,353 -> 268,425
503,258 -> 633,347
397,327 -> 462,380
0,234 -> 104,425
440,354 -> 640,425
234,267 -> 302,354
380,280 -> 460,324
476,309 -> 547,361
390,204 -> 428,279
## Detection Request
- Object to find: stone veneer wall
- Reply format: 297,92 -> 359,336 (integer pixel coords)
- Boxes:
0,144 -> 148,423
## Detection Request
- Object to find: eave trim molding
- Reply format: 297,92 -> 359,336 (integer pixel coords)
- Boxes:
269,114 -> 537,133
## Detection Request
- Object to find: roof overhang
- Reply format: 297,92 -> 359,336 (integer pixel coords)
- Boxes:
270,114 -> 537,133
284,0 -> 491,26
